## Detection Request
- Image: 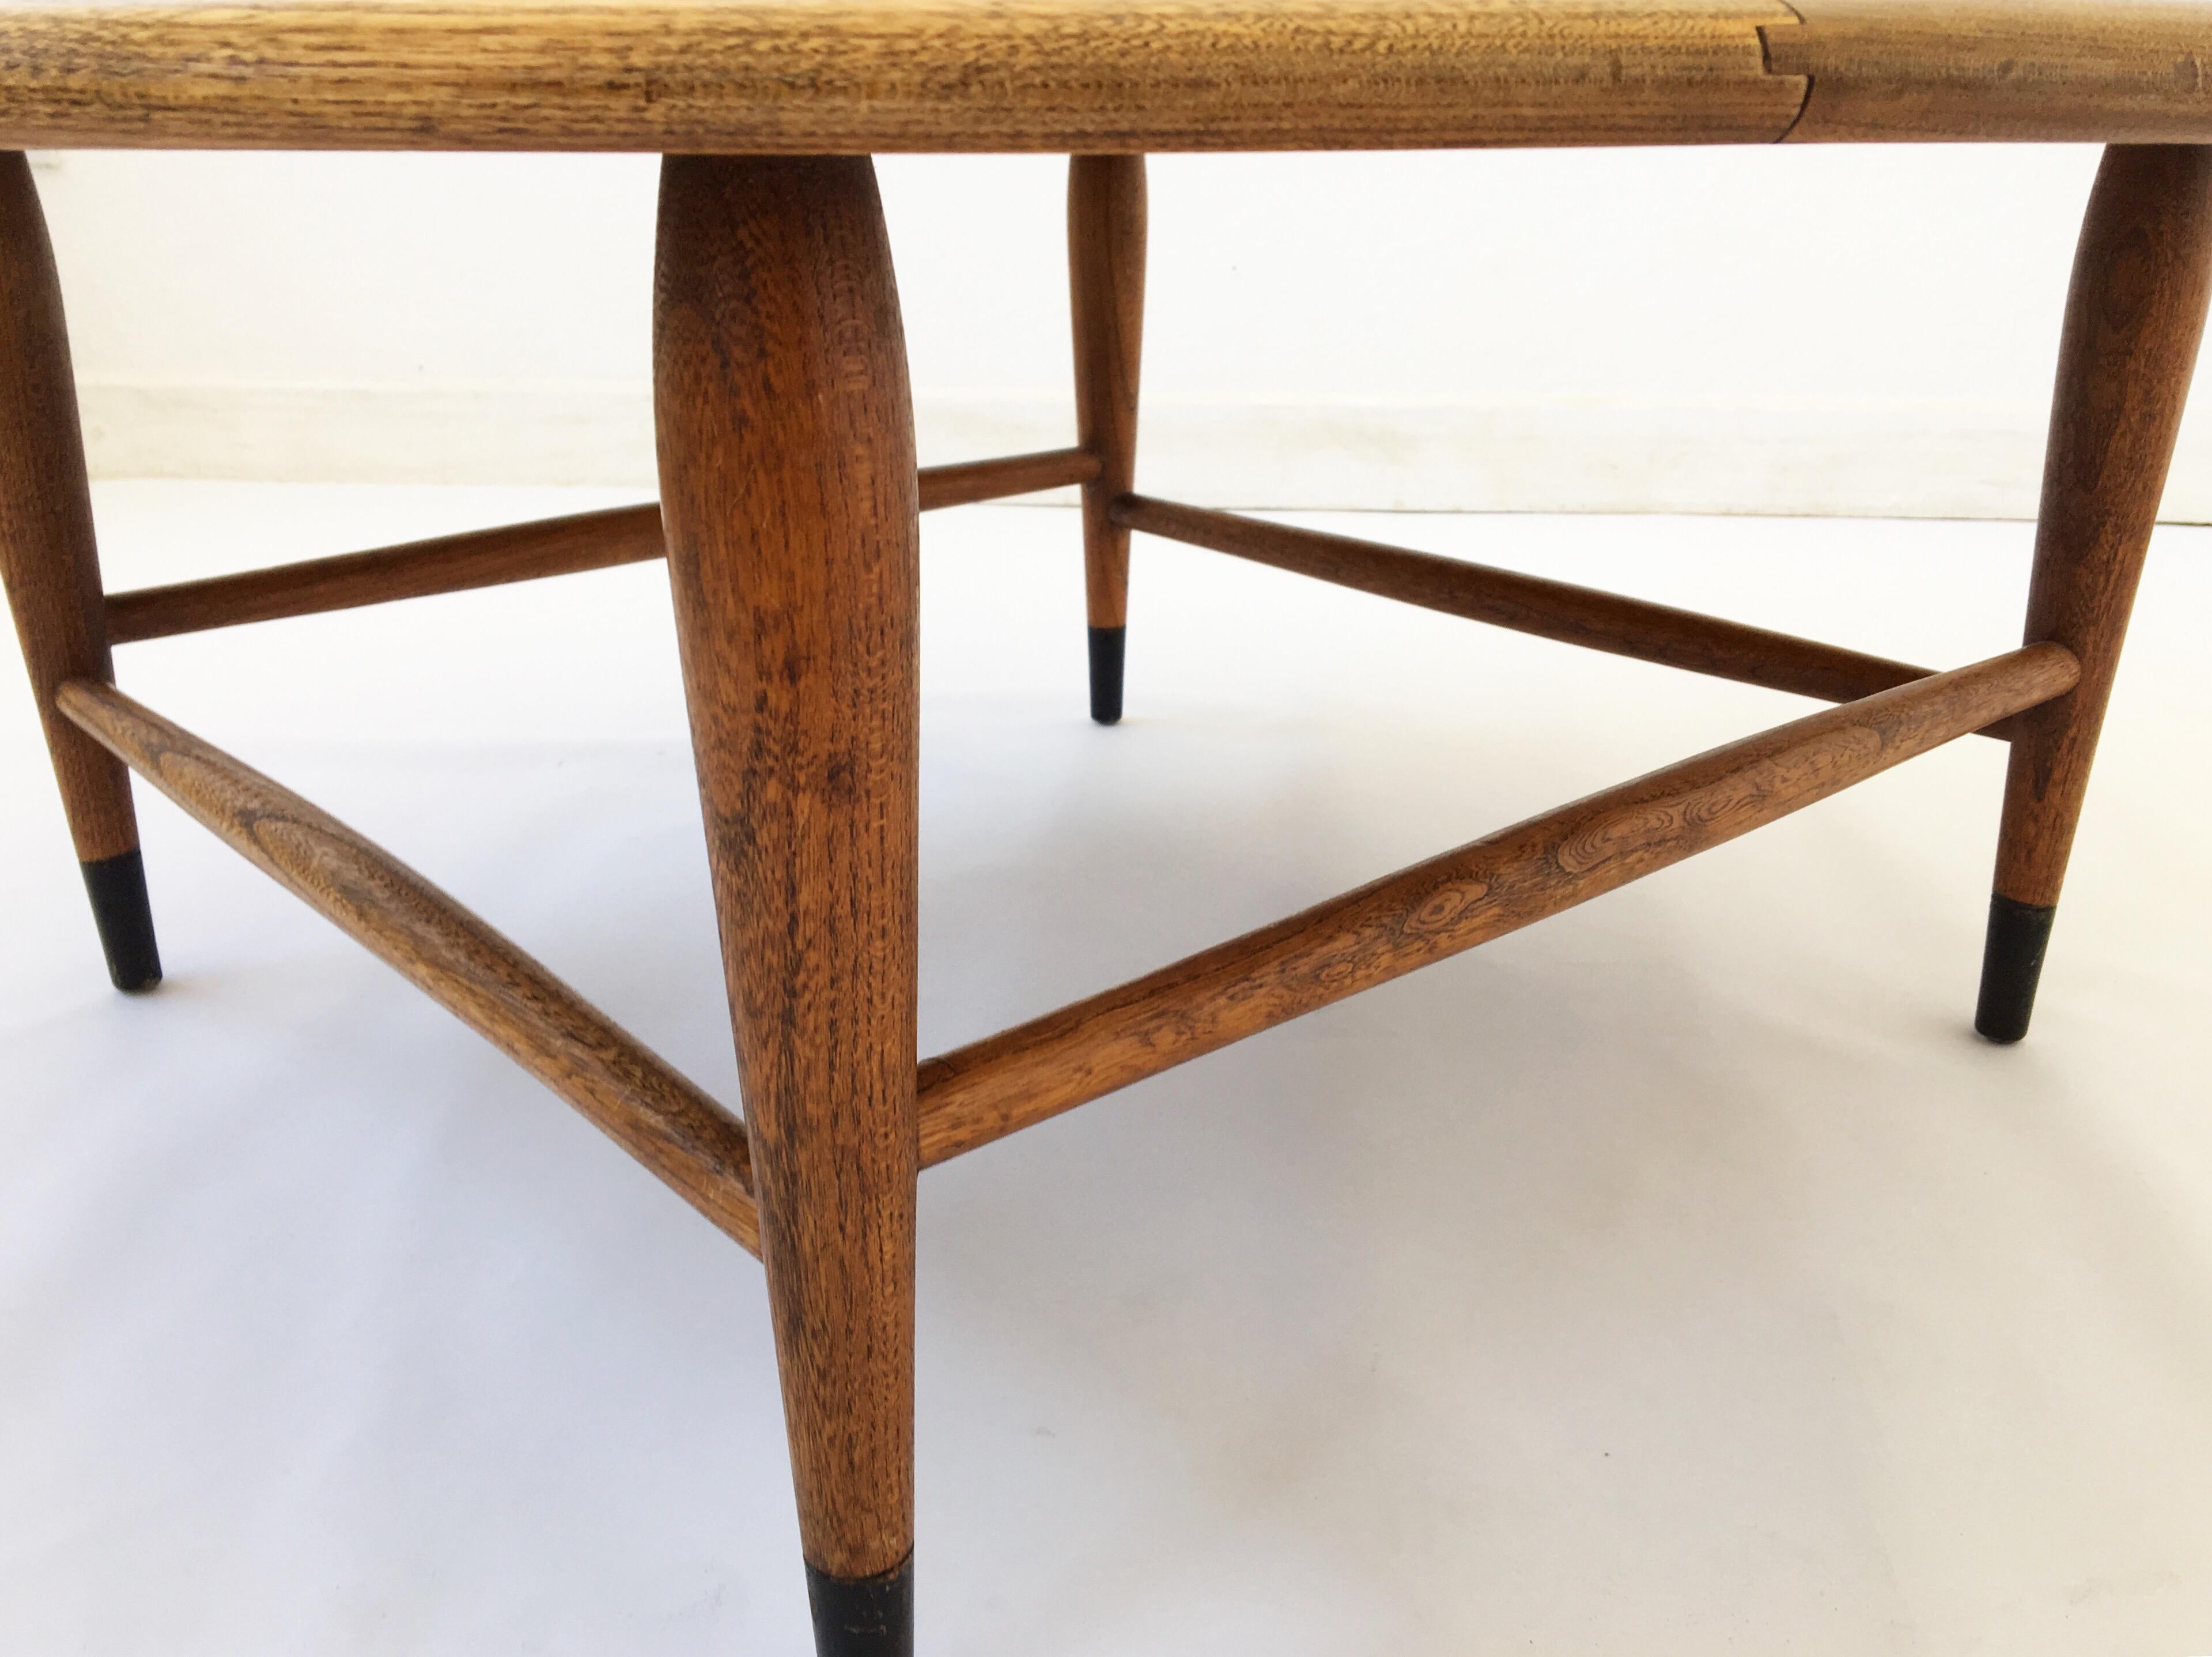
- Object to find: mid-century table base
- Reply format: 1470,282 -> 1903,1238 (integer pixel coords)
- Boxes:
5,142 -> 2209,1655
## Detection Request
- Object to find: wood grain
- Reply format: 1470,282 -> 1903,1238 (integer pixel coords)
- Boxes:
1114,493 -> 1956,715
918,445 -> 1098,511
1768,3 -> 2212,144
54,677 -> 762,1255
0,152 -> 139,865
917,642 -> 2080,1165
101,450 -> 1095,645
1070,157 -> 1147,634
10,1 -> 2210,153
105,503 -> 667,644
1995,145 -> 2212,909
656,154 -> 918,1587
0,1 -> 1808,153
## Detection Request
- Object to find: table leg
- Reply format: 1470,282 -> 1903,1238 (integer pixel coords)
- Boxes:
1980,145 -> 2212,1043
655,153 -> 920,1656
1070,154 -> 1147,724
0,152 -> 160,992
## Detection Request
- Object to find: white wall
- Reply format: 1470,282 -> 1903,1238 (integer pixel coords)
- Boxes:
30,144 -> 2212,519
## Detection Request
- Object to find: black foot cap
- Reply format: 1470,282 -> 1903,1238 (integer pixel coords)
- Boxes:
1975,893 -> 2055,1045
81,850 -> 161,994
806,1559 -> 912,1657
1088,624 -> 1125,725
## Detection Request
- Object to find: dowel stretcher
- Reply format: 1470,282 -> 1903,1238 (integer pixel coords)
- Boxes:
916,641 -> 2079,1166
1111,493 -> 2006,726
920,445 -> 1100,511
107,503 -> 666,645
103,448 -> 1099,645
52,633 -> 2075,1224
54,678 -> 762,1256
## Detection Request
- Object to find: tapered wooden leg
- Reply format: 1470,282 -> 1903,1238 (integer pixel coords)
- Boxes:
1979,145 -> 2212,1042
1069,154 -> 1147,724
654,155 -> 919,1656
0,152 -> 158,992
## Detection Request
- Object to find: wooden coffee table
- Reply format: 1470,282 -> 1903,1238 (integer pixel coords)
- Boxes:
5,5 -> 2209,1651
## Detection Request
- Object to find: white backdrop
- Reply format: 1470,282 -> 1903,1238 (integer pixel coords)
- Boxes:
7,486 -> 2212,1652
32,144 -> 2212,519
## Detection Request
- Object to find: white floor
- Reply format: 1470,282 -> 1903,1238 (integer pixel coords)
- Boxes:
5,485 -> 2212,1655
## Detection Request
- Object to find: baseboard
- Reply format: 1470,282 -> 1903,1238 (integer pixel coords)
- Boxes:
75,382 -> 2212,523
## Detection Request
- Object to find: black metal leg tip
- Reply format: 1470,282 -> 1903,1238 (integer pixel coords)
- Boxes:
81,850 -> 162,994
1975,893 -> 2055,1045
1087,624 -> 1126,725
806,1559 -> 912,1657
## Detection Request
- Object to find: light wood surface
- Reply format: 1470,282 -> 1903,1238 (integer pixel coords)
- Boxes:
7,1 -> 2211,153
916,643 -> 2080,1166
1114,493 -> 1961,716
656,154 -> 918,1592
54,677 -> 763,1254
1996,146 -> 2212,909
0,1 -> 1808,152
1070,156 -> 1147,635
1770,3 -> 2212,143
0,152 -> 139,866
101,450 -> 1095,646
